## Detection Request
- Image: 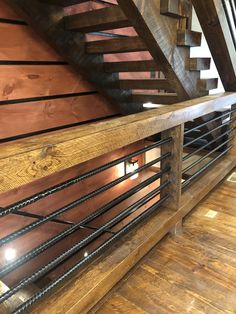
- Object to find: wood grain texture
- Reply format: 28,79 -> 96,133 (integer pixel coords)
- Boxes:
161,124 -> 184,210
93,168 -> 236,314
0,93 -> 235,192
0,65 -> 95,101
117,0 -> 201,100
0,0 -> 22,20
0,94 -> 117,139
0,23 -> 63,61
26,160 -> 235,314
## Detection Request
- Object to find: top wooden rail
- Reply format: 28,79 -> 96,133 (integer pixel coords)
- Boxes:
0,92 -> 236,193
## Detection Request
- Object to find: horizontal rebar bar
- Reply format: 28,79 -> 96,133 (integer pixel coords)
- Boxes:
0,138 -> 172,217
183,127 -> 235,161
183,118 -> 235,148
0,181 -> 170,304
184,109 -> 235,135
0,153 -> 171,247
0,168 -> 169,278
182,145 -> 233,188
182,137 -> 233,174
13,194 -> 169,314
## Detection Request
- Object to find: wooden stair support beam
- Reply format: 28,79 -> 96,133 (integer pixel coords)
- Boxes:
131,93 -> 178,104
117,0 -> 203,100
86,36 -> 146,54
64,6 -> 130,33
161,124 -> 184,210
7,0 -> 140,115
177,30 -> 202,47
104,60 -> 160,72
118,79 -> 173,91
188,58 -> 211,71
1,92 -> 236,193
29,156 -> 235,314
198,78 -> 218,91
192,0 -> 236,91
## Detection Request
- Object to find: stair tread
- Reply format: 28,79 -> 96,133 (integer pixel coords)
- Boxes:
104,60 -> 160,72
160,0 -> 184,18
188,58 -> 211,71
86,36 -> 147,54
118,79 -> 173,91
177,30 -> 202,47
198,78 -> 218,91
65,6 -> 130,33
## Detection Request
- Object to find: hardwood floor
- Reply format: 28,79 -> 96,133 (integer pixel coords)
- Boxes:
93,171 -> 236,314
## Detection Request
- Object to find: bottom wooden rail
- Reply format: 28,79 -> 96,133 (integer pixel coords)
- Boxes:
21,156 -> 235,314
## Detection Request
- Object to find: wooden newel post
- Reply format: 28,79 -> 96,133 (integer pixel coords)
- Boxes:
161,124 -> 184,211
229,103 -> 236,160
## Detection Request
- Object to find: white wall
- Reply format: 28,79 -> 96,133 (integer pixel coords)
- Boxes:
191,9 -> 225,94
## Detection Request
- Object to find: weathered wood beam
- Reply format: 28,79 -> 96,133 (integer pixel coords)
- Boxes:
116,0 -> 202,100
0,92 -> 235,192
192,0 -> 236,91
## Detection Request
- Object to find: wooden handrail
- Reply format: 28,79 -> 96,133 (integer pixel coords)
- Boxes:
0,92 -> 236,193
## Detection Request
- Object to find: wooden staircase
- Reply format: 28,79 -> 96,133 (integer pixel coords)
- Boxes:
8,0 -> 218,114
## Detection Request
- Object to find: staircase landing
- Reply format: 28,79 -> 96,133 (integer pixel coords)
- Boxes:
92,169 -> 236,314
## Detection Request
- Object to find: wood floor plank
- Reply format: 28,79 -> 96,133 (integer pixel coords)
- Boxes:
95,170 -> 236,314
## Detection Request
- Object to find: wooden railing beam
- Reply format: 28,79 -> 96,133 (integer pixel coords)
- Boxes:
0,93 -> 236,193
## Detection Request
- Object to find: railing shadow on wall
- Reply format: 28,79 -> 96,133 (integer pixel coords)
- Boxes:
0,92 -> 235,313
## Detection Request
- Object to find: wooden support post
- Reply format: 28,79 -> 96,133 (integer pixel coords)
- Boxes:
161,124 -> 184,210
229,103 -> 236,160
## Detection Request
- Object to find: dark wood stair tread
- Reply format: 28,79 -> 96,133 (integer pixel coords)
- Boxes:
65,6 -> 130,33
86,36 -> 147,54
104,60 -> 160,72
118,79 -> 173,91
188,58 -> 211,71
177,30 -> 202,47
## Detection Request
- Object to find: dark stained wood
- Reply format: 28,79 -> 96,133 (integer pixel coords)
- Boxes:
131,93 -> 178,104
192,0 -> 236,91
117,0 -> 202,100
93,169 -> 236,314
65,6 -> 130,33
118,79 -> 173,91
177,29 -> 202,47
86,36 -> 146,54
188,58 -> 211,71
198,78 -> 218,91
160,0 -> 181,18
104,60 -> 160,72
0,92 -> 236,192
161,124 -> 184,210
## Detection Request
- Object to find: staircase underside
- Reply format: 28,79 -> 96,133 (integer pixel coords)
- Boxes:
8,0 -> 219,114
